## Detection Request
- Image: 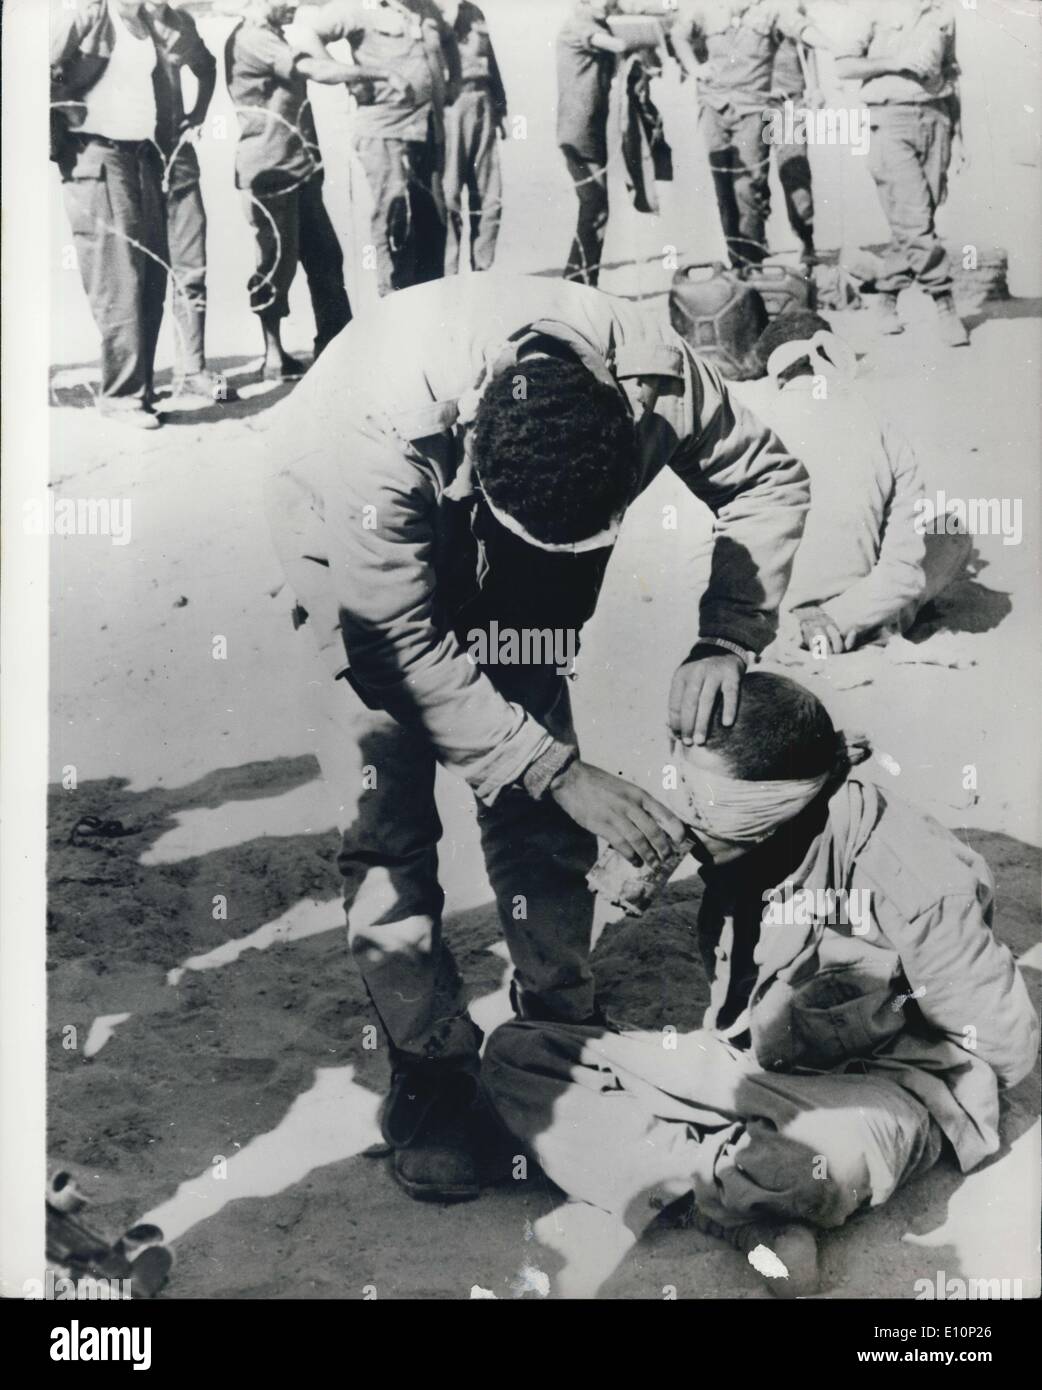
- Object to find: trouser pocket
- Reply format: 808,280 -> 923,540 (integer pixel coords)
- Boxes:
63,146 -> 112,238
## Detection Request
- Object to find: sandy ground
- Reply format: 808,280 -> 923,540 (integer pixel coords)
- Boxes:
46,0 -> 1041,1298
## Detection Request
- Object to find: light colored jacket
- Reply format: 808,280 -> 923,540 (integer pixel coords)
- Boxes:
701,777 -> 1039,1172
263,274 -> 809,804
742,376 -> 927,638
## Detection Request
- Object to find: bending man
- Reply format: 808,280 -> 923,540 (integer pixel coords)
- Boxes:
262,273 -> 810,1202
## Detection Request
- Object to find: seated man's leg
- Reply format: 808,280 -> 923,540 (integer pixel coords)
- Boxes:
692,1068 -> 944,1231
485,1025 -> 943,1294
900,524 -> 974,631
921,528 -> 973,606
483,1021 -> 717,1233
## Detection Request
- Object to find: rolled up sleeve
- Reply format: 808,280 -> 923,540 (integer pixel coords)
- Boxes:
829,10 -> 873,60
274,429 -> 565,806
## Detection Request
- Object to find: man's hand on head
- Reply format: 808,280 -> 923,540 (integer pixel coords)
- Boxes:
549,761 -> 688,869
668,644 -> 747,747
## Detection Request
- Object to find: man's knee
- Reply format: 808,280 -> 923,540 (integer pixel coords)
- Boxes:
483,1019 -> 582,1105
737,170 -> 770,212
712,1122 -> 871,1229
347,909 -> 437,966
483,1019 -> 530,1072
778,149 -> 811,192
580,185 -> 609,227
482,1020 -> 550,1113
710,1072 -> 941,1230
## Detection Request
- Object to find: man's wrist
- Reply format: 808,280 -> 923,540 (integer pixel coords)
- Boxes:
690,636 -> 753,666
547,752 -> 580,795
521,741 -> 578,801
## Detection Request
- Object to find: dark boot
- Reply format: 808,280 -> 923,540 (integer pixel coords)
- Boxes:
382,1064 -> 480,1203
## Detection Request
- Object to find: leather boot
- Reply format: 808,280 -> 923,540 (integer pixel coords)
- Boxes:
382,1064 -> 480,1203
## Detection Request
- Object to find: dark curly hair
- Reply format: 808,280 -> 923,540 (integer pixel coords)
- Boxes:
470,357 -> 638,544
702,671 -> 863,782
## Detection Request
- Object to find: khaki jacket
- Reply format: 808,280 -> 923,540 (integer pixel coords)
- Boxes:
700,777 -> 1039,1171
263,275 -> 810,804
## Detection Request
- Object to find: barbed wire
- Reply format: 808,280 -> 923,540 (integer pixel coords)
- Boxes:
53,87 -> 782,382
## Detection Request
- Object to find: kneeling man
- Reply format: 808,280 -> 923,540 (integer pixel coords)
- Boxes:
745,312 -> 971,656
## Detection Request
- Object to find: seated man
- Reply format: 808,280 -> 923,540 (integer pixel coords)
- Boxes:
483,671 -> 1038,1296
744,311 -> 970,656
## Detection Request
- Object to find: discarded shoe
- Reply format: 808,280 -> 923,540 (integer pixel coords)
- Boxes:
46,1171 -> 173,1299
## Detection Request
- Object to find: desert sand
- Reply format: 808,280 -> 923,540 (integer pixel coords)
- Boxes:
46,0 -> 1040,1299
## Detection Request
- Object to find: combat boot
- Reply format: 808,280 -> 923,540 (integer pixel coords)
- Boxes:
381,1063 -> 480,1203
